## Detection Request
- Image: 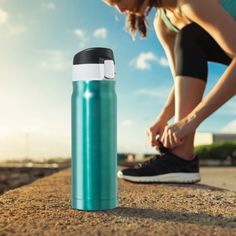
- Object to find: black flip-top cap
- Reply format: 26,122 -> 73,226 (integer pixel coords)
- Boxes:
73,47 -> 115,65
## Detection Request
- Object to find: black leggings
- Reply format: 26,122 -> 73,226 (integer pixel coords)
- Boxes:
174,22 -> 232,82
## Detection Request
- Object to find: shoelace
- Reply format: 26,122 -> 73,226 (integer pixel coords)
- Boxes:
157,138 -> 170,154
135,139 -> 170,169
159,145 -> 170,154
135,154 -> 162,168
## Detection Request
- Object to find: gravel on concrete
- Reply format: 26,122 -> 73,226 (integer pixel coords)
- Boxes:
0,168 -> 235,236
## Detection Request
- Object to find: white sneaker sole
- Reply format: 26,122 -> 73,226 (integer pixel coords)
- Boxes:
117,170 -> 201,183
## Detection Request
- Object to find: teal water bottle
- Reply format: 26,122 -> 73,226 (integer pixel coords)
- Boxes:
71,47 -> 118,211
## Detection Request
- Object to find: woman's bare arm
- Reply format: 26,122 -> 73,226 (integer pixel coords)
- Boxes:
153,11 -> 177,122
188,58 -> 236,129
179,0 -> 236,127
159,0 -> 236,149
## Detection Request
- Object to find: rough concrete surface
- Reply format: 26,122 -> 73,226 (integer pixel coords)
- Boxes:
200,167 -> 236,192
0,168 -> 235,236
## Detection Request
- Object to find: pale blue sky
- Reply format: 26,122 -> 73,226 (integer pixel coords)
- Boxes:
0,0 -> 235,160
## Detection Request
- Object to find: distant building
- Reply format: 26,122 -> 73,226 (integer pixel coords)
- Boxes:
194,132 -> 236,146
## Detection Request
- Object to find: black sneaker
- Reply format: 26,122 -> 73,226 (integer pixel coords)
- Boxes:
117,150 -> 201,183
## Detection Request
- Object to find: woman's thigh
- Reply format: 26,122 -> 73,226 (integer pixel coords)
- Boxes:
174,22 -> 232,82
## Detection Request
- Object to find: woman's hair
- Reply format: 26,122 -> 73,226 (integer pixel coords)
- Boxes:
127,0 -> 162,40
108,0 -> 162,40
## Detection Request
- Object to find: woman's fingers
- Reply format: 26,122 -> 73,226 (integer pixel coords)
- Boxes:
159,122 -> 187,148
156,137 -> 162,147
146,129 -> 158,147
160,126 -> 167,147
172,133 -> 179,147
161,126 -> 177,149
170,130 -> 184,148
164,129 -> 171,148
168,129 -> 176,148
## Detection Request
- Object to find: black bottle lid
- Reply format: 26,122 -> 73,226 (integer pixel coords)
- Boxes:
73,47 -> 115,65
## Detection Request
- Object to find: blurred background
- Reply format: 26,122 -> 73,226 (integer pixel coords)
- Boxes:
0,0 -> 236,194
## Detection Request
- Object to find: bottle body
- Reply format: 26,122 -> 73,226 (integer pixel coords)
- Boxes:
71,48 -> 117,211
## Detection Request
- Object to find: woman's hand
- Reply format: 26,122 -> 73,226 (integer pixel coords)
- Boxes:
146,118 -> 168,149
160,115 -> 198,149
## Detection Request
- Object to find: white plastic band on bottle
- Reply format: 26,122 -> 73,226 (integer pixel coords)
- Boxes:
72,60 -> 115,81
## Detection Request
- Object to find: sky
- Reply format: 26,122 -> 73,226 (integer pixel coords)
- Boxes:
0,0 -> 236,160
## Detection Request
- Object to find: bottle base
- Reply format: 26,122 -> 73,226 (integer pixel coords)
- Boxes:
72,198 -> 118,211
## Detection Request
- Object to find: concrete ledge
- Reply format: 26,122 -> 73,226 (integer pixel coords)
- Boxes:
0,168 -> 236,236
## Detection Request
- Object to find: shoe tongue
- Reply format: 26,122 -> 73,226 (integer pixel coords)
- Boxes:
159,146 -> 178,158
168,151 -> 196,162
159,145 -> 169,154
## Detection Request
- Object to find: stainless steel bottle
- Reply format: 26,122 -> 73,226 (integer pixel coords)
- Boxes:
71,47 -> 118,211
